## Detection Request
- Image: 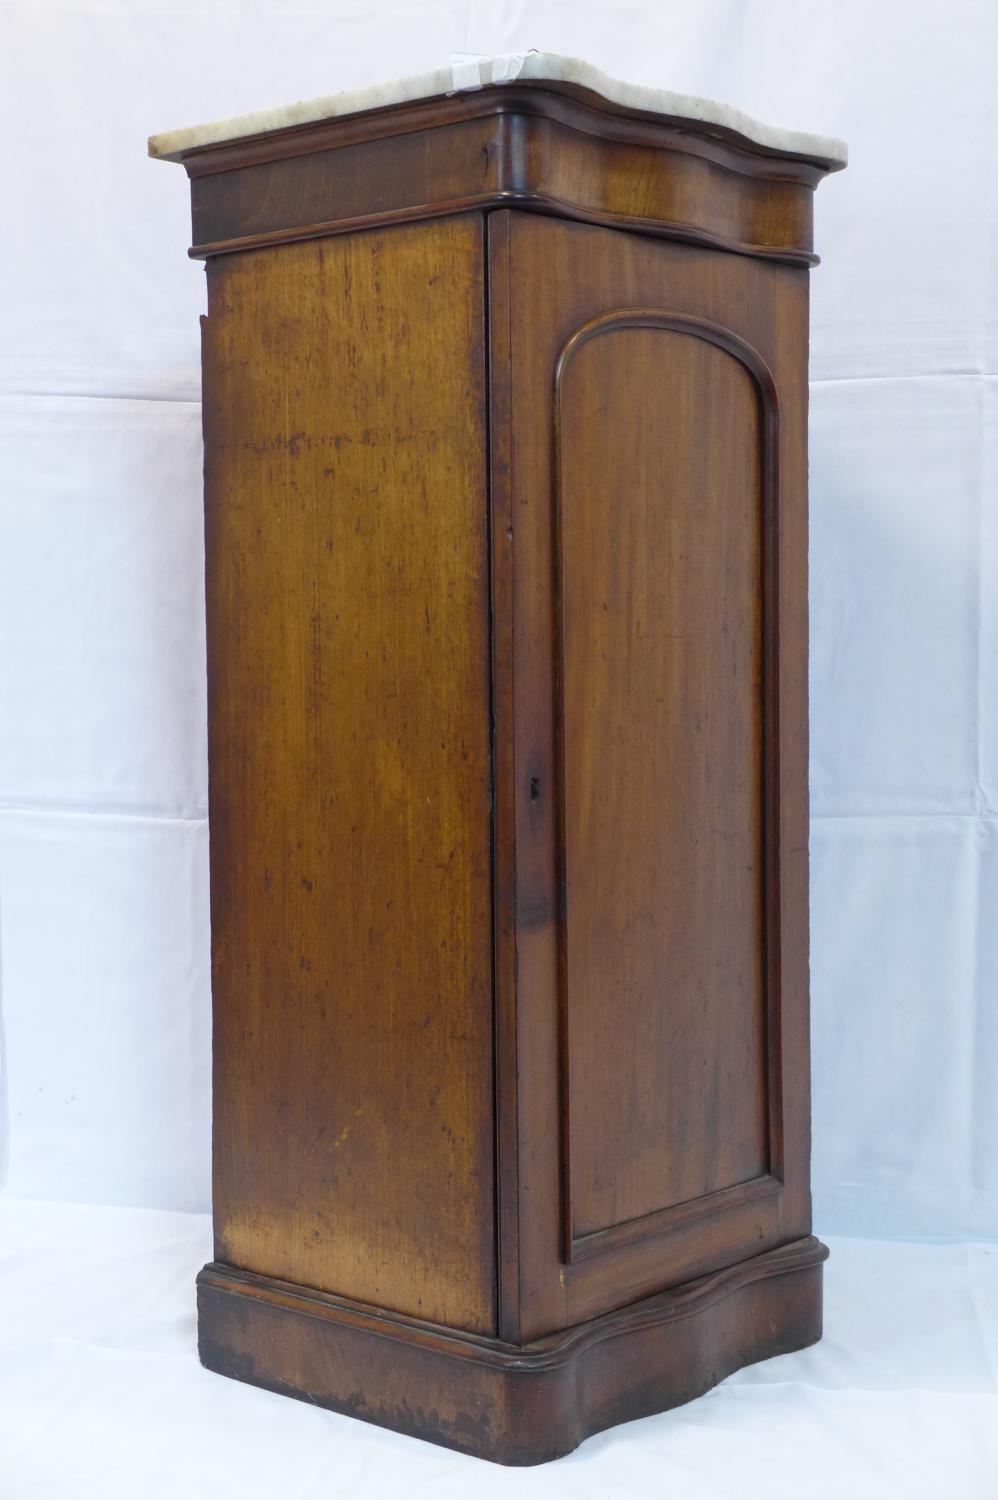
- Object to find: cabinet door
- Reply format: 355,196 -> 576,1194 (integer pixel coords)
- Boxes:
489,211 -> 812,1340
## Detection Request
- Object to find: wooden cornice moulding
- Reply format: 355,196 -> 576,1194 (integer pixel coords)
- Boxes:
151,60 -> 845,265
152,53 -> 844,1465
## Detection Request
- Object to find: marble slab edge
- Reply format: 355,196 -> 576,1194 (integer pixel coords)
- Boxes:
148,51 -> 848,171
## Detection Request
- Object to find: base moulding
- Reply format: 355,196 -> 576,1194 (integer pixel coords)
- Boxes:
197,1234 -> 828,1465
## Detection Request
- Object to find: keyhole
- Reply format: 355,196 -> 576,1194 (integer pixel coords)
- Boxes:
529,776 -> 540,803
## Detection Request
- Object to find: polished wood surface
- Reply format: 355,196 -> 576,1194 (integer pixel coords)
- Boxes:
557,318 -> 768,1245
198,1237 -> 828,1465
177,85 -> 831,265
202,217 -> 495,1334
491,213 -> 812,1339
169,79 -> 841,1462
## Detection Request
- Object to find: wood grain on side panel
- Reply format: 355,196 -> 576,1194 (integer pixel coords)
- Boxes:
202,216 -> 495,1334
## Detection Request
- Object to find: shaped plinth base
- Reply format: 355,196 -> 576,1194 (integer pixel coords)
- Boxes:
197,1235 -> 828,1465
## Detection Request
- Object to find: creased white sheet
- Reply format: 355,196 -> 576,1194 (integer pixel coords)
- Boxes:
1,1201 -> 996,1498
0,0 -> 996,1490
0,0 -> 994,1266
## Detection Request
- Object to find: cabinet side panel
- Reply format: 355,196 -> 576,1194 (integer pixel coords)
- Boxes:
557,325 -> 768,1243
203,218 -> 495,1334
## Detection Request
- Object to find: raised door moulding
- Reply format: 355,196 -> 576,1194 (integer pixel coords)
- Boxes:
552,310 -> 784,1264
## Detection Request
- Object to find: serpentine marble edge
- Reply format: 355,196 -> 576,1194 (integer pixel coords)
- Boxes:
148,51 -> 848,167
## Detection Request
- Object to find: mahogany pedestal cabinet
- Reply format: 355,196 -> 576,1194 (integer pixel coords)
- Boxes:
150,56 -> 846,1465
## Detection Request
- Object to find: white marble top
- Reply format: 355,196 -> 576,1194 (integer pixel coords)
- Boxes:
148,51 -> 847,168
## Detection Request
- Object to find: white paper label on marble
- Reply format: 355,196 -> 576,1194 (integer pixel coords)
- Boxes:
448,51 -> 537,91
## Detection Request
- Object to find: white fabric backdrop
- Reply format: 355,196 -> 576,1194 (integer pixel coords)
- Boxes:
4,1202 -> 998,1500
0,0 -> 994,1244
